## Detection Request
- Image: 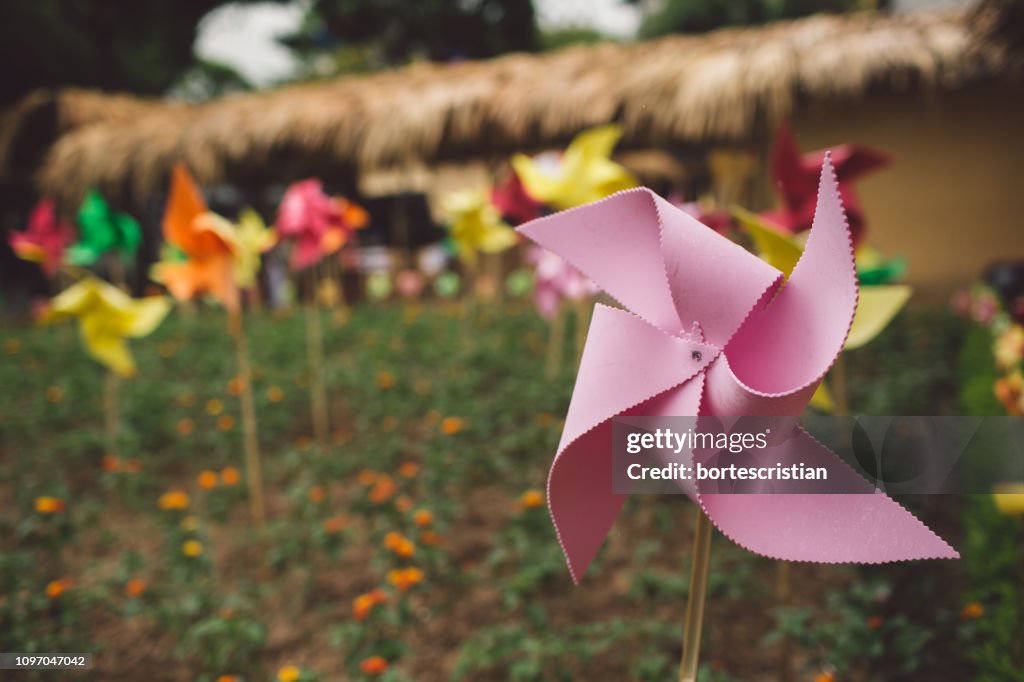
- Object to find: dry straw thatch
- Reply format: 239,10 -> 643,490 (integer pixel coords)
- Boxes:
27,3 -> 1021,206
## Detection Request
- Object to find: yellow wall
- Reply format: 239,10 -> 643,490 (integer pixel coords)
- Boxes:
793,82 -> 1024,298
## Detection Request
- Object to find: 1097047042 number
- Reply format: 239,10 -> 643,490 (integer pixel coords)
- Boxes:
0,653 -> 93,669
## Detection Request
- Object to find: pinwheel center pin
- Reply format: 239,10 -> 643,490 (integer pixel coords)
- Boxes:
691,350 -> 703,362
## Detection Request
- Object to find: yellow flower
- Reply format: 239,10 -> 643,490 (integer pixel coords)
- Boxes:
519,489 -> 545,509
441,188 -> 516,265
993,482 -> 1024,515
512,124 -> 637,210
205,398 -> 224,416
376,371 -> 396,389
181,516 -> 199,532
277,665 -> 301,682
34,496 -> 66,514
46,386 -> 64,403
158,490 -> 190,510
266,386 -> 284,403
38,276 -> 171,377
182,540 -> 203,557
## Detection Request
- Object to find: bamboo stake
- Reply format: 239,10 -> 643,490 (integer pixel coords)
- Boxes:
103,369 -> 120,459
305,268 -> 330,451
229,308 -> 265,524
680,508 -> 713,682
545,306 -> 565,380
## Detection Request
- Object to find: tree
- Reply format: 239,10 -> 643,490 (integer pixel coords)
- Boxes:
635,0 -> 875,39
0,0 -> 277,106
282,0 -> 538,76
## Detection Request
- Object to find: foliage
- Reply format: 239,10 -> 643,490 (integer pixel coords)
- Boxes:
635,0 -> 870,38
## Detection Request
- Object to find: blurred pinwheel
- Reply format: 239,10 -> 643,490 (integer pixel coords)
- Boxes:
8,198 -> 75,276
40,276 -> 170,377
526,246 -> 598,320
276,179 -> 367,271
491,168 -> 543,225
233,207 -> 277,290
152,165 -> 240,312
441,188 -> 517,265
66,189 -> 142,266
512,124 -> 638,211
764,122 -> 889,245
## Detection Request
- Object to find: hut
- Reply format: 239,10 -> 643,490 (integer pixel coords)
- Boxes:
6,0 -> 1023,293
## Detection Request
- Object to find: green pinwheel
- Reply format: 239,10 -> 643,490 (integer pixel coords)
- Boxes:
66,189 -> 142,266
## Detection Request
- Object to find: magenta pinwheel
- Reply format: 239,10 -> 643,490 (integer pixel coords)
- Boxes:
518,154 -> 956,582
526,246 -> 598,320
765,122 -> 889,245
276,178 -> 367,271
9,198 -> 75,276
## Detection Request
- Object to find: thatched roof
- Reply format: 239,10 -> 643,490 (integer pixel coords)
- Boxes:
31,2 -> 1021,207
0,89 -> 164,184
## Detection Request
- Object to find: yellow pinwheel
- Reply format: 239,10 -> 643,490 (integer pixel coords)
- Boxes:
40,277 -> 171,377
233,208 -> 277,289
442,188 -> 517,265
735,207 -> 912,411
512,124 -> 638,210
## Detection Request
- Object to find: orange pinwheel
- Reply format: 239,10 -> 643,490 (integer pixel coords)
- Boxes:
153,165 -> 240,312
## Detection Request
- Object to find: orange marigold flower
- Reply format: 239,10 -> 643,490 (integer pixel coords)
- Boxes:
182,540 -> 203,557
176,417 -> 195,436
353,589 -> 388,621
866,615 -> 884,629
369,475 -> 396,503
158,490 -> 190,510
197,470 -> 218,489
277,666 -> 301,682
440,416 -> 465,435
518,489 -> 544,509
220,467 -> 240,486
387,567 -> 424,592
398,461 -> 420,478
45,578 -> 72,599
216,675 -> 238,682
226,376 -> 246,396
359,656 -> 389,675
961,602 -> 984,620
217,415 -> 236,431
34,496 -> 65,514
413,509 -> 433,527
309,485 -> 326,504
125,578 -> 147,598
357,469 -> 378,486
395,496 -> 413,513
102,454 -> 121,472
205,398 -> 224,416
323,516 -> 348,534
381,415 -> 399,432
423,409 -> 441,426
814,673 -> 835,682
394,538 -> 415,558
181,515 -> 199,531
383,531 -> 404,550
266,386 -> 284,403
46,386 -> 64,403
376,371 -> 396,389
420,531 -> 442,546
295,435 -> 312,451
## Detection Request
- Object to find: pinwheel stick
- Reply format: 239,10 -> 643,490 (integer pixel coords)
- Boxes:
229,309 -> 266,523
680,508 -> 713,682
305,269 -> 330,451
545,306 -> 566,380
573,298 -> 590,364
104,370 -> 120,458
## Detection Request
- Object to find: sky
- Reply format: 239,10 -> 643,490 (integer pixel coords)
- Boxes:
195,0 -> 642,87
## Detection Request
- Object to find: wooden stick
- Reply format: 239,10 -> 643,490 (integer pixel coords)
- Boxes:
545,306 -> 565,381
229,308 -> 265,524
306,268 -> 330,451
104,369 -> 120,459
680,508 -> 713,682
573,298 -> 591,365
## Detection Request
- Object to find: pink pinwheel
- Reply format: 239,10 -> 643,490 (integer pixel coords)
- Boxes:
276,179 -> 368,271
526,245 -> 599,320
518,154 -> 956,583
9,199 -> 75,276
765,122 -> 889,245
